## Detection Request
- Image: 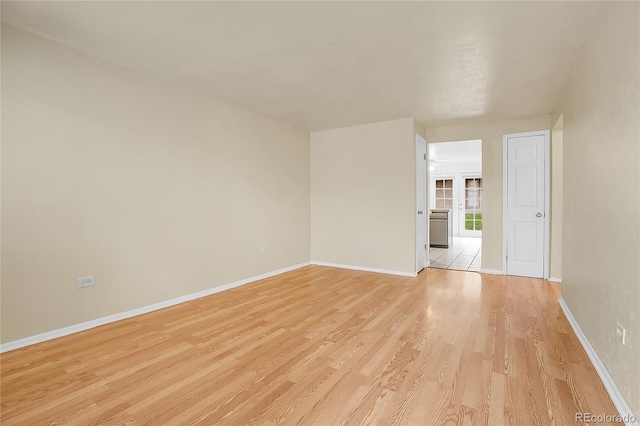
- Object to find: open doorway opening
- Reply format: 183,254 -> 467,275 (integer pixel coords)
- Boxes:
428,139 -> 482,271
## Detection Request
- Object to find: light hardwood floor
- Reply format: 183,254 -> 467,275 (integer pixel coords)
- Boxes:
1,266 -> 621,425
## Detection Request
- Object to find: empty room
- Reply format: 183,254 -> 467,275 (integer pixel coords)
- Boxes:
1,1 -> 638,425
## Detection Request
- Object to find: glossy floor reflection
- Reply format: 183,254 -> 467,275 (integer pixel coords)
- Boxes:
1,266 -> 619,425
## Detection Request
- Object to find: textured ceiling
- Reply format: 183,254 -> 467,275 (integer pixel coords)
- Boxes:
1,1 -> 608,131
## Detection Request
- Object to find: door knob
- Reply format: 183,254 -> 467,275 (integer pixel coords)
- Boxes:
418,210 -> 423,214
536,212 -> 543,217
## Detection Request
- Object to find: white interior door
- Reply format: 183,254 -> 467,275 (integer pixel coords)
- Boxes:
504,131 -> 549,278
416,136 -> 427,272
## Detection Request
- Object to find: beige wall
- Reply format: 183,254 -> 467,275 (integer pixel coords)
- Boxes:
555,3 -> 639,415
550,123 -> 563,280
1,26 -> 311,343
414,121 -> 425,141
425,115 -> 551,272
311,118 -> 417,274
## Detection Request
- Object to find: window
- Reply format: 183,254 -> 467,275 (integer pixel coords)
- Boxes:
435,179 -> 453,209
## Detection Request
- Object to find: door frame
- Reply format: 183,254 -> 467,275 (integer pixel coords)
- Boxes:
416,134 -> 428,273
502,130 -> 550,279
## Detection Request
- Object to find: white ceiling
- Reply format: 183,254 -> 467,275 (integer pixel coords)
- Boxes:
1,1 -> 608,131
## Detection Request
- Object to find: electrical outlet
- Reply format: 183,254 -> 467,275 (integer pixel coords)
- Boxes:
616,322 -> 626,345
366,243 -> 374,250
261,247 -> 269,253
355,242 -> 361,249
77,275 -> 95,289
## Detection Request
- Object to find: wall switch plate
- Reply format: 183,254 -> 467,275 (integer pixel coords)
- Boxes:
77,275 -> 95,289
616,322 -> 626,345
261,247 -> 269,253
366,243 -> 374,249
355,242 -> 361,249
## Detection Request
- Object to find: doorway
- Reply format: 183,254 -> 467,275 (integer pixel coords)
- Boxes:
428,140 -> 482,271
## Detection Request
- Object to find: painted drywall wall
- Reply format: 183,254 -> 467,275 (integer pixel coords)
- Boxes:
550,125 -> 563,281
555,3 -> 639,416
1,26 -> 311,343
425,115 -> 551,272
414,121 -> 425,141
311,118 -> 417,274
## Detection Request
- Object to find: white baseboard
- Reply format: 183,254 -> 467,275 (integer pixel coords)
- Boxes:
0,262 -> 311,354
548,276 -> 562,283
479,268 -> 503,275
310,261 -> 417,277
558,298 -> 638,426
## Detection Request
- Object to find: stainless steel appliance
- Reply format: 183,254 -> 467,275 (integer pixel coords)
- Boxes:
429,209 -> 453,248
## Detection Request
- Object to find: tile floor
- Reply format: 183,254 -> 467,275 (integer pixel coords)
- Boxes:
429,237 -> 481,272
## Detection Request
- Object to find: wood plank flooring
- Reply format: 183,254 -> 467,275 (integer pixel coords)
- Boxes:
1,266 -> 621,425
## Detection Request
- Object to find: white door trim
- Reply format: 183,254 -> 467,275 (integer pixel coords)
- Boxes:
502,130 -> 550,279
416,134 -> 428,273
